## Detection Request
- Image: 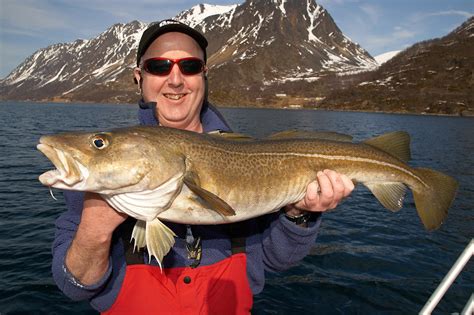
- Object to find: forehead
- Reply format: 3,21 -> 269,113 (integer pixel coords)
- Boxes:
143,32 -> 204,59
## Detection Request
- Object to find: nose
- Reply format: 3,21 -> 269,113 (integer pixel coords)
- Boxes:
167,63 -> 184,87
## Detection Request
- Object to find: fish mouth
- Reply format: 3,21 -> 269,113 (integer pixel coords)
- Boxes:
37,142 -> 88,189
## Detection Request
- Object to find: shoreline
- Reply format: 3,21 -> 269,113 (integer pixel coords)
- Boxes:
1,99 -> 473,117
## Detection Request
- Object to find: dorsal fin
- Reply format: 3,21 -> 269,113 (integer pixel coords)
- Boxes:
267,130 -> 353,142
363,131 -> 411,162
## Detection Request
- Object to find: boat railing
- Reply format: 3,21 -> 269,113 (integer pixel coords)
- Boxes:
419,238 -> 473,315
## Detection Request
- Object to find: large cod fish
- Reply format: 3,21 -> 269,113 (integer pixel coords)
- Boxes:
37,126 -> 458,265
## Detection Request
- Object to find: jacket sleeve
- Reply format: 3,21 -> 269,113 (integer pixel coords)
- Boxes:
51,191 -> 113,301
259,211 -> 322,272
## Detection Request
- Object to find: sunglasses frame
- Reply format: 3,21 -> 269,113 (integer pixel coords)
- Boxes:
141,57 -> 206,76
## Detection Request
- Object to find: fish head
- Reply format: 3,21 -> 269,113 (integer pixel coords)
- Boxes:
37,128 -> 185,194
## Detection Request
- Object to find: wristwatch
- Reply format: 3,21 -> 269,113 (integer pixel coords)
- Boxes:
284,212 -> 312,225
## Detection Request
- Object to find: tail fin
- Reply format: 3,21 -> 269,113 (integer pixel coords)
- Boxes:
412,168 -> 458,230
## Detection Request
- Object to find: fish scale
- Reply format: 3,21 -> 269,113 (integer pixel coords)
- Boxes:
37,126 -> 458,266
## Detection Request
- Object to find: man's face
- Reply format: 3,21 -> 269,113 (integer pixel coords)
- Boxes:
135,32 -> 206,131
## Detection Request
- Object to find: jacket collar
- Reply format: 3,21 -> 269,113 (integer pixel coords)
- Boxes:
138,99 -> 231,133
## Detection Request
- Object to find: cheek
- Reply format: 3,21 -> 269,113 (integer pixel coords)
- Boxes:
187,77 -> 205,101
90,159 -> 151,190
141,78 -> 166,99
189,76 -> 205,91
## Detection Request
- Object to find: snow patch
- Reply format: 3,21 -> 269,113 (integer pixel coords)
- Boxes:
273,0 -> 287,16
38,64 -> 67,88
374,50 -> 401,65
178,4 -> 237,28
307,3 -> 324,43
263,68 -> 321,85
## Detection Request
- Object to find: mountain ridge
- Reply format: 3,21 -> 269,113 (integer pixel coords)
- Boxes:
1,1 -> 471,116
319,16 -> 473,116
0,0 -> 377,105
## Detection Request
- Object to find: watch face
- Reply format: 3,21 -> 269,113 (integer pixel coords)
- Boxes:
285,213 -> 311,225
295,215 -> 309,225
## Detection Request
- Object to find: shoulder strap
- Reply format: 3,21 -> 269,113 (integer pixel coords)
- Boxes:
229,222 -> 247,255
116,217 -> 145,265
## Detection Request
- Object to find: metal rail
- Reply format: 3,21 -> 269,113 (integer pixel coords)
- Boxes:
419,238 -> 474,315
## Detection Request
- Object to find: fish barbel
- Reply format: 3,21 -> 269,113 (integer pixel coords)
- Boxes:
37,126 -> 458,265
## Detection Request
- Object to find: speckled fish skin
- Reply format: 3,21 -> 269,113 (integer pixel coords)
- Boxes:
37,125 -> 458,231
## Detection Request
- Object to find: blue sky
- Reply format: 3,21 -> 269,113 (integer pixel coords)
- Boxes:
0,0 -> 472,78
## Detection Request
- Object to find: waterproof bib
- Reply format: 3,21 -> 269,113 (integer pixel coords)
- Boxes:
102,253 -> 252,315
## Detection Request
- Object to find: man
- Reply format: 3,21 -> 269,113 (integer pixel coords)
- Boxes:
52,20 -> 354,314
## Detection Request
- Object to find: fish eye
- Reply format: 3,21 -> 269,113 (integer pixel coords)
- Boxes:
91,135 -> 108,150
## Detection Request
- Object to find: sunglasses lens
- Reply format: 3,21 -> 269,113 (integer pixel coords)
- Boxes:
179,59 -> 204,75
143,58 -> 204,76
144,59 -> 172,75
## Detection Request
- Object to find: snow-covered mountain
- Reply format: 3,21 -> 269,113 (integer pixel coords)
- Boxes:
0,21 -> 147,103
374,50 -> 401,65
0,0 -> 377,104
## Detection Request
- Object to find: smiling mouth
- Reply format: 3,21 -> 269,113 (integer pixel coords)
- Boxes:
164,93 -> 186,100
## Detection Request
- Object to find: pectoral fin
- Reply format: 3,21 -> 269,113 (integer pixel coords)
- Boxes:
145,219 -> 176,269
365,182 -> 407,212
183,172 -> 236,216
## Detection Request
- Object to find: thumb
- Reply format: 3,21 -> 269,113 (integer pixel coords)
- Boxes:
305,180 -> 320,202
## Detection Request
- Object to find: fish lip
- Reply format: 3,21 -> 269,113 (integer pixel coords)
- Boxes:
37,142 -> 84,187
37,143 -> 64,185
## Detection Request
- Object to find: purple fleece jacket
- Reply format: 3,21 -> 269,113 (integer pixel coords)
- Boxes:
51,101 -> 322,312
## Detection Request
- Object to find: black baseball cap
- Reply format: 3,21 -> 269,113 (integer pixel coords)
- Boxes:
136,19 -> 208,66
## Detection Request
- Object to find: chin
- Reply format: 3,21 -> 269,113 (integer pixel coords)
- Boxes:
159,110 -> 192,126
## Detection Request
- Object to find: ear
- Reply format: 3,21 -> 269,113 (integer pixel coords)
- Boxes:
133,67 -> 142,85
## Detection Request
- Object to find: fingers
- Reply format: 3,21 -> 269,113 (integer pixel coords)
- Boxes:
299,180 -> 323,210
314,171 -> 334,210
325,170 -> 346,209
82,192 -> 128,234
340,174 -> 355,197
293,169 -> 355,213
305,180 -> 320,204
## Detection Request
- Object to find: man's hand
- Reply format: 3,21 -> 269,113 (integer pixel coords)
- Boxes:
80,192 -> 128,237
284,169 -> 355,217
65,193 -> 127,285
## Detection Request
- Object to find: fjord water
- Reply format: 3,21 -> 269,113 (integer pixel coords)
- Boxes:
0,102 -> 472,314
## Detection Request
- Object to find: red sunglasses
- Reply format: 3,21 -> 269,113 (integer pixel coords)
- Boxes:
142,57 -> 206,76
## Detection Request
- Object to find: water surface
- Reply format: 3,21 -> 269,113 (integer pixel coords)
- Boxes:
0,102 -> 472,314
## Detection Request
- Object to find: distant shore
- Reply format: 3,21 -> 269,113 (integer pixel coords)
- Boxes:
1,99 -> 473,117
